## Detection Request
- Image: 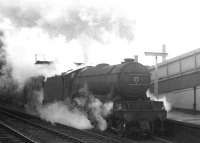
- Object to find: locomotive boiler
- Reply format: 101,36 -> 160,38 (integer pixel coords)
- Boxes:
43,58 -> 166,135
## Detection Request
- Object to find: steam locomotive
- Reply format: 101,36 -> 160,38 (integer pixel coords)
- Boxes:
41,58 -> 166,136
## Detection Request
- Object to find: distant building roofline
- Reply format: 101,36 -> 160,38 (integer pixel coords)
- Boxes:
149,48 -> 200,70
35,60 -> 53,65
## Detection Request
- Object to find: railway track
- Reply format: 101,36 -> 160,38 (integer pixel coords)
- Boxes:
0,109 -> 87,143
0,106 -> 136,143
150,136 -> 173,143
2,104 -> 200,143
0,121 -> 36,143
0,105 -> 176,143
89,129 -> 173,143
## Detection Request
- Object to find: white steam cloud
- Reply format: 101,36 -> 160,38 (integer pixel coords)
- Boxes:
0,0 -> 135,87
25,84 -> 113,131
146,89 -> 172,112
74,84 -> 113,130
0,0 -> 131,131
25,89 -> 93,129
39,101 -> 93,130
0,31 -> 18,93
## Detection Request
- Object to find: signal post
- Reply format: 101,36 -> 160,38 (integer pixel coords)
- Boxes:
144,46 -> 168,97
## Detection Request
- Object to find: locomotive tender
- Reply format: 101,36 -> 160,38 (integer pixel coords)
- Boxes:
43,58 -> 166,135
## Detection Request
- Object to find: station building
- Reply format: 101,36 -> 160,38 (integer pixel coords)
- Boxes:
149,48 -> 200,113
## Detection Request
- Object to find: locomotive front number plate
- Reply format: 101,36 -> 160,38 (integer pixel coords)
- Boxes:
132,76 -> 140,85
128,74 -> 148,85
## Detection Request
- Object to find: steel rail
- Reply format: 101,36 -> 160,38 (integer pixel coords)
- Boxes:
0,109 -> 87,143
0,106 -> 125,143
0,106 -> 177,143
0,105 -> 176,143
0,107 -> 133,143
151,135 -> 174,143
0,121 -> 37,143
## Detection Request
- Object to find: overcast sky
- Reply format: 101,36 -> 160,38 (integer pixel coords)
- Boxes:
0,0 -> 200,67
130,0 -> 200,65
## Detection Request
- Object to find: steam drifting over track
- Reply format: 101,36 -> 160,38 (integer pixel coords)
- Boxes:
0,106 -> 139,143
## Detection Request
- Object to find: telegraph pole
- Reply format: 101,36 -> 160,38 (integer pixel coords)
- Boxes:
144,47 -> 168,97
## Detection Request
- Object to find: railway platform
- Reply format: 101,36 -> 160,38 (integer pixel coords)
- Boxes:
164,110 -> 200,143
167,110 -> 200,125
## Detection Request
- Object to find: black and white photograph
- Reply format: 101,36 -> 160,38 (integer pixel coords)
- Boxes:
0,0 -> 200,142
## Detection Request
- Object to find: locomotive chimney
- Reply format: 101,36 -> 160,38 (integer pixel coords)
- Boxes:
123,58 -> 134,63
134,55 -> 138,62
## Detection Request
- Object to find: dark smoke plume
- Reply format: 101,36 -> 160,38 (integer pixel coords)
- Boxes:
41,8 -> 134,42
0,31 -> 6,68
0,0 -> 135,87
0,1 -> 134,42
0,31 -> 19,99
0,5 -> 41,27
